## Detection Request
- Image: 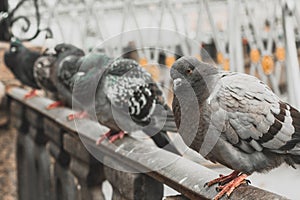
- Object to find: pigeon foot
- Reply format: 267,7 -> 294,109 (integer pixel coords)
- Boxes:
67,111 -> 88,121
46,101 -> 64,110
96,130 -> 126,145
24,89 -> 38,100
213,173 -> 248,200
205,170 -> 240,187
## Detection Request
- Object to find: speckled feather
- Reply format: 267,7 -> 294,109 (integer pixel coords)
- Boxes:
171,56 -> 300,174
103,59 -> 165,125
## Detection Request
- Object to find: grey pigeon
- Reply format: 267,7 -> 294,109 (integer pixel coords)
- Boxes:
67,53 -> 180,154
33,43 -> 85,109
45,43 -> 85,103
33,52 -> 57,93
171,56 -> 300,199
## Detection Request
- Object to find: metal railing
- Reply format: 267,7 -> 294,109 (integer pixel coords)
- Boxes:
7,87 -> 287,200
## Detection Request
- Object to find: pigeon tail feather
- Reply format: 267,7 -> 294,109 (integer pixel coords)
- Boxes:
149,130 -> 181,155
291,155 -> 300,164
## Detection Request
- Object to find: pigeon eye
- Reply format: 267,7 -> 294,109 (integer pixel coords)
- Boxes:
186,69 -> 193,75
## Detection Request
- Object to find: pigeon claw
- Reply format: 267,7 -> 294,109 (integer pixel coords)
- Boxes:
205,171 -> 240,187
96,130 -> 126,145
96,131 -> 112,145
67,111 -> 88,121
213,173 -> 248,200
108,131 -> 126,143
24,89 -> 38,100
46,101 -> 64,110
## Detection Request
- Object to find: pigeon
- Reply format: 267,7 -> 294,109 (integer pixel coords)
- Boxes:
48,43 -> 85,110
4,38 -> 41,99
64,52 -> 181,154
33,43 -> 85,109
171,56 -> 300,200
33,52 -> 57,94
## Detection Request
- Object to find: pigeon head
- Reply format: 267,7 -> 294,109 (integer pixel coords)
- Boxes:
54,43 -> 85,57
4,39 -> 25,68
4,39 -> 38,71
4,39 -> 41,88
8,38 -> 23,54
171,56 -> 218,101
171,57 -> 212,87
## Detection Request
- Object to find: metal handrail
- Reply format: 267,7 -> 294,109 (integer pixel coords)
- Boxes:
7,87 -> 288,200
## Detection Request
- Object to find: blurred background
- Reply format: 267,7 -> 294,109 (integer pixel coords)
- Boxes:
1,0 -> 300,199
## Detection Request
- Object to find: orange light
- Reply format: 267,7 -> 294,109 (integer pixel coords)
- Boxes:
217,52 -> 229,70
142,64 -> 160,81
139,57 -> 148,66
165,56 -> 176,68
250,49 -> 260,63
262,55 -> 274,75
275,47 -> 285,62
223,58 -> 230,71
217,52 -> 224,64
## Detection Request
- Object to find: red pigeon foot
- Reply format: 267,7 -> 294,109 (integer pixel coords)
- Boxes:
67,111 -> 88,121
24,89 -> 38,100
205,170 -> 240,187
46,101 -> 64,110
96,130 -> 126,145
212,173 -> 248,200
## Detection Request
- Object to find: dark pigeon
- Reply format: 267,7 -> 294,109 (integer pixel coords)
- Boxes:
4,39 -> 41,89
171,56 -> 300,199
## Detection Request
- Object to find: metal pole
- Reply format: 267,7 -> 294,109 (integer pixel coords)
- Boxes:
228,0 -> 236,71
235,0 -> 245,73
282,0 -> 300,109
0,0 -> 10,41
203,0 -> 223,54
228,0 -> 244,72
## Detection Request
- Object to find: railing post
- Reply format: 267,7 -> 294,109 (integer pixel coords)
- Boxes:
103,157 -> 164,200
26,108 -> 53,200
64,134 -> 105,200
282,0 -> 300,109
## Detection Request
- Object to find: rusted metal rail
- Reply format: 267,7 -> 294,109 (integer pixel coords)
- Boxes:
7,87 -> 288,200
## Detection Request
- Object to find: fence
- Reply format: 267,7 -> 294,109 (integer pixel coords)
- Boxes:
3,0 -> 300,107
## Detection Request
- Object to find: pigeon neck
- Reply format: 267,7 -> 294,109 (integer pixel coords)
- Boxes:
192,76 -> 213,104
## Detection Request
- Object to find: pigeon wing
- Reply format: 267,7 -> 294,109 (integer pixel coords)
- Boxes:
209,72 -> 300,155
103,59 -> 157,125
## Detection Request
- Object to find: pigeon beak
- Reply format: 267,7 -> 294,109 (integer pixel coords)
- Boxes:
10,46 -> 17,53
173,78 -> 182,90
